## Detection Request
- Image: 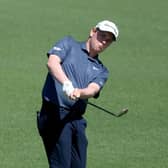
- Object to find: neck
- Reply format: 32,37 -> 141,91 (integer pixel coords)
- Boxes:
86,39 -> 98,58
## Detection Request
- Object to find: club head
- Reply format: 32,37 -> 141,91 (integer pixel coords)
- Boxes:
117,108 -> 128,117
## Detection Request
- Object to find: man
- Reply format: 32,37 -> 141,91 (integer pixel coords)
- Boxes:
37,20 -> 119,168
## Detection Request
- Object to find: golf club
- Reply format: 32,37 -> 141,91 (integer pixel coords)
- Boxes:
88,102 -> 128,117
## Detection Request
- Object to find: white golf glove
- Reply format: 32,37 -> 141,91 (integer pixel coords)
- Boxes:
62,81 -> 74,96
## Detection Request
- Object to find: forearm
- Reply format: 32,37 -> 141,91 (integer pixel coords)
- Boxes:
71,83 -> 100,100
47,55 -> 69,84
79,88 -> 97,99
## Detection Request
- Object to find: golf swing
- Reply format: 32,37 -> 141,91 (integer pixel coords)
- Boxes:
37,20 -> 120,168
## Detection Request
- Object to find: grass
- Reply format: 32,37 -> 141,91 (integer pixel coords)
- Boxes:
0,0 -> 168,167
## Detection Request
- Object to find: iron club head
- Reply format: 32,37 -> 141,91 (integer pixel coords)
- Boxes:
116,108 -> 128,117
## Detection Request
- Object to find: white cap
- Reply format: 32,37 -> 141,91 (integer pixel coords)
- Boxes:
95,20 -> 119,41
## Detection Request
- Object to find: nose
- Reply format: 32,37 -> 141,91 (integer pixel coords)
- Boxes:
101,40 -> 107,45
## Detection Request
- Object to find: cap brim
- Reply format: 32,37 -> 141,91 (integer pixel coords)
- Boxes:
98,27 -> 117,41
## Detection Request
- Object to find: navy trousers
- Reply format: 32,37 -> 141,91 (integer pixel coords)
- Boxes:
37,100 -> 88,168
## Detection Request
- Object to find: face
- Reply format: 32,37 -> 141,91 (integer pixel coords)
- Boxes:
88,28 -> 114,55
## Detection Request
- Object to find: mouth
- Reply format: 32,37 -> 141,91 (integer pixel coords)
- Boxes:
98,46 -> 104,52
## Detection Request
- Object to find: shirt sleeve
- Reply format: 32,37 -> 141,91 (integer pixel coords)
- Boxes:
92,67 -> 109,89
47,36 -> 72,62
92,68 -> 109,99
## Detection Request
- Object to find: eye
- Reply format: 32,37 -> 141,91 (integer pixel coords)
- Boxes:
98,31 -> 112,43
99,32 -> 107,38
105,38 -> 113,43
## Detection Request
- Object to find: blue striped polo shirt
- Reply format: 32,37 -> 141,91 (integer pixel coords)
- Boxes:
42,36 -> 109,114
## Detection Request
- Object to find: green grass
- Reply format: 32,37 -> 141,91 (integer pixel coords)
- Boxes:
0,0 -> 168,167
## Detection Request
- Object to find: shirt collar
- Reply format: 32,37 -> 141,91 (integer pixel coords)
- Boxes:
80,41 -> 87,52
80,41 -> 99,60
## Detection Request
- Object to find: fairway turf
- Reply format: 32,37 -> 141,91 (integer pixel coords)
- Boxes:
0,0 -> 168,167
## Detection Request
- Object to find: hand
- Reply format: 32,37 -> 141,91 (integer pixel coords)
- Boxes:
69,88 -> 81,101
62,81 -> 74,96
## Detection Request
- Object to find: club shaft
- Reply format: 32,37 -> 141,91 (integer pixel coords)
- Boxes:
88,102 -> 118,116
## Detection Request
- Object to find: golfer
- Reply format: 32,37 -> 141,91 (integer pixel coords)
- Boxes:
37,20 -> 119,168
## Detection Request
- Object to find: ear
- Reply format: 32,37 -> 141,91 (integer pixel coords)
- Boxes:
89,28 -> 97,37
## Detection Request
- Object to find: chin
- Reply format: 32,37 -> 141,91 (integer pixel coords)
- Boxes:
98,48 -> 104,53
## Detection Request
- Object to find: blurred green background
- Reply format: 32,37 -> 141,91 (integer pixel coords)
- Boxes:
0,0 -> 168,167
